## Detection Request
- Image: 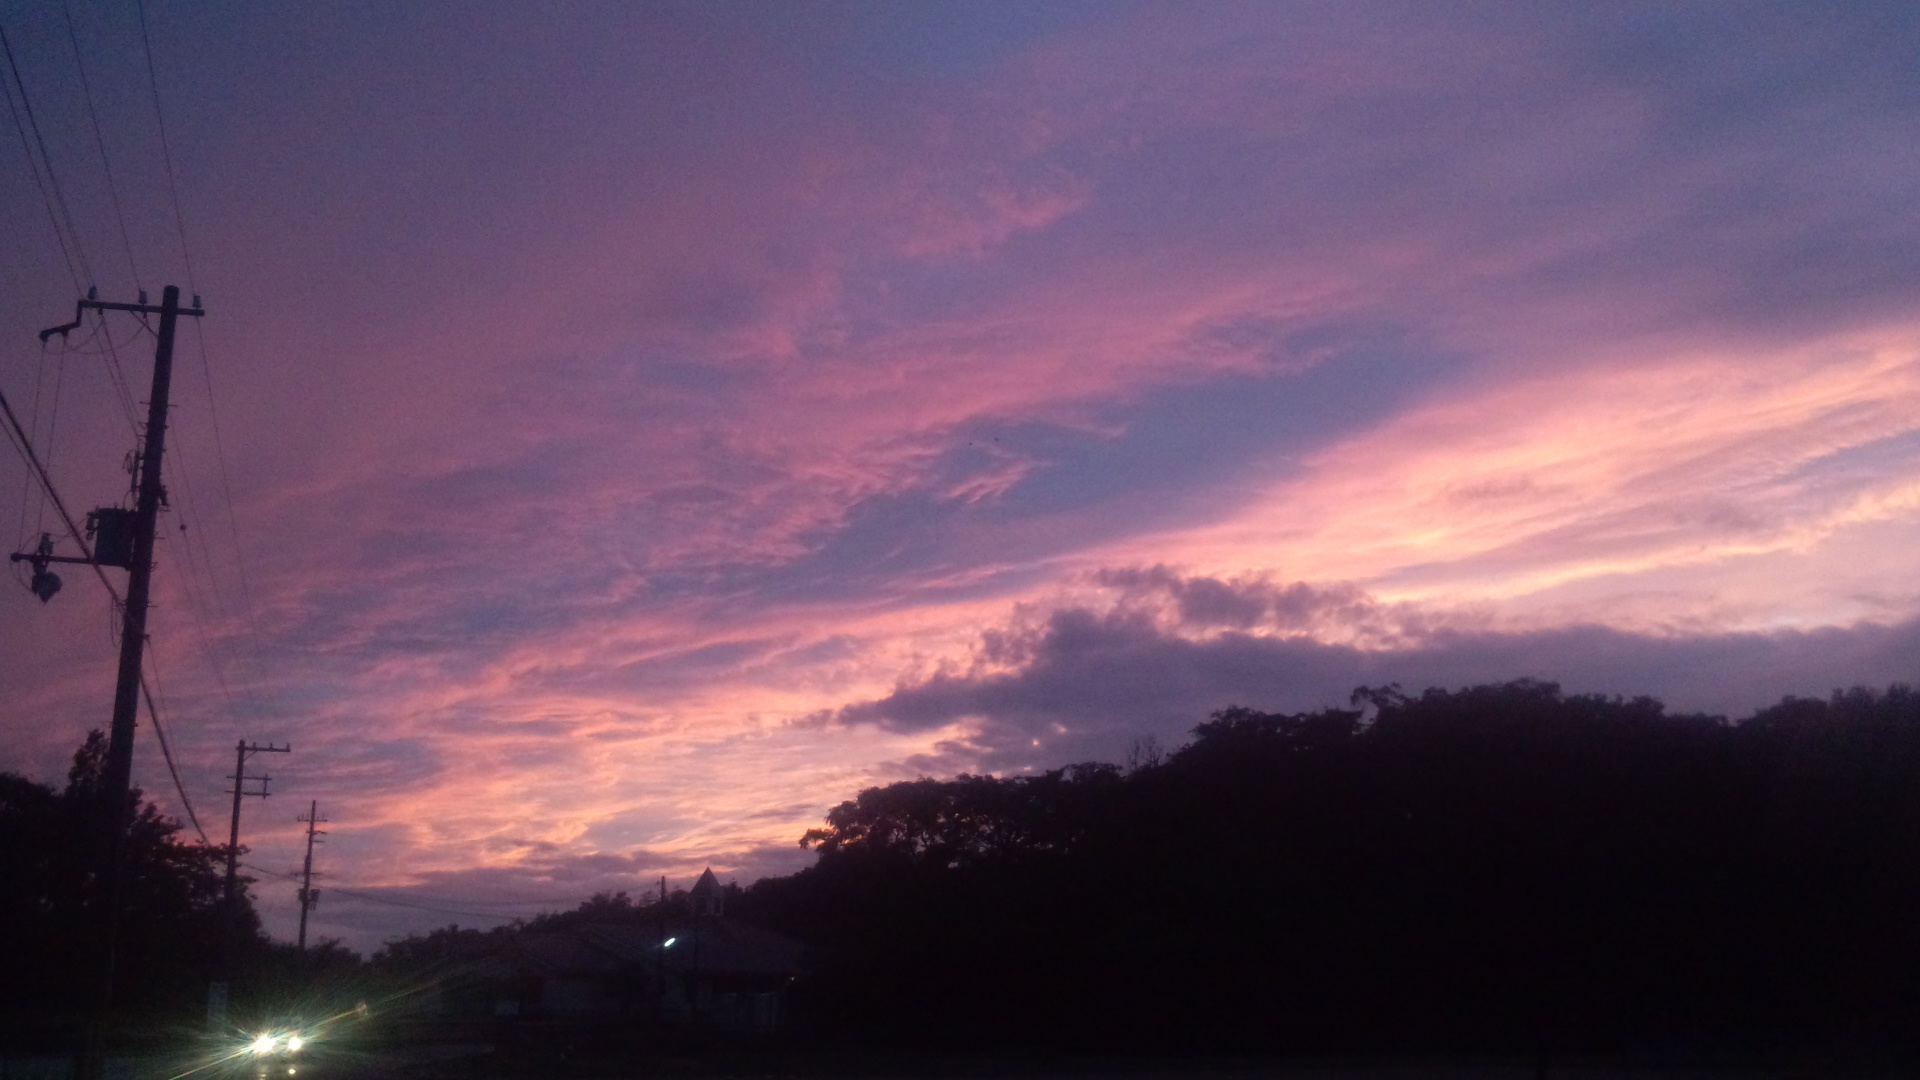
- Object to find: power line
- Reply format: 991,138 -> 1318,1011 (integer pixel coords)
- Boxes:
0,17 -> 93,288
342,887 -> 593,910
0,384 -> 113,601
140,642 -> 209,843
144,346 -> 254,731
0,20 -> 82,292
15,0 -> 251,872
187,322 -> 258,627
296,802 -> 326,950
30,302 -> 143,440
135,0 -> 195,292
144,678 -> 208,844
132,1 -> 259,637
240,862 -> 590,917
7,387 -> 205,851
160,343 -> 242,632
12,338 -> 66,572
325,889 -> 563,920
126,10 -> 265,772
36,345 -> 66,534
242,865 -> 542,920
94,314 -> 148,440
3,385 -> 209,844
61,0 -> 141,288
162,504 -> 244,710
10,0 -> 281,970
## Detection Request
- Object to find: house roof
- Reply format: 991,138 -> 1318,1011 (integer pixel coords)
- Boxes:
508,930 -> 627,975
667,919 -> 805,978
496,918 -> 805,980
586,919 -> 806,978
689,868 -> 722,897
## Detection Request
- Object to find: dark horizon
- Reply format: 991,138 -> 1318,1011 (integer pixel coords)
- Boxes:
10,678 -> 1919,1068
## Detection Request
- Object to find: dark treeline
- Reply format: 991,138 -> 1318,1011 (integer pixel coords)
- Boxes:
9,679 -> 1920,1062
723,680 -> 1920,1057
0,732 -> 348,1046
0,732 -> 238,1024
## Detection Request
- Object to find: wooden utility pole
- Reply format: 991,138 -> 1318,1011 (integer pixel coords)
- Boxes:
24,288 -> 203,1018
224,739 -> 289,908
28,287 -> 205,828
210,738 -> 285,1028
23,288 -> 203,1077
296,801 -> 326,951
28,287 -> 203,830
107,289 -> 181,840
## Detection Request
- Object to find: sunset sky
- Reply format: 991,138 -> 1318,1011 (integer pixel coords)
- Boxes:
3,1 -> 1918,953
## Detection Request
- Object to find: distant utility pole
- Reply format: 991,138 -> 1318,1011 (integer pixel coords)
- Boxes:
224,740 -> 290,909
296,801 -> 326,951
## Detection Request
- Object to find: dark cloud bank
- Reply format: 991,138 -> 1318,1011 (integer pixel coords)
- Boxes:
841,571 -> 1920,773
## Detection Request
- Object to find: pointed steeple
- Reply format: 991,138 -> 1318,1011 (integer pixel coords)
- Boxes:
689,867 -> 724,917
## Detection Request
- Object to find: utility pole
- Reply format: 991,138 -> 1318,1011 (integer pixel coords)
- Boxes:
296,801 -> 326,951
22,287 -> 205,841
19,289 -> 202,1010
224,740 -> 290,908
18,286 -> 204,1076
209,739 -> 286,1029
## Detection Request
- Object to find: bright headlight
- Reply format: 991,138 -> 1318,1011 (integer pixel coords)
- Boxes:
250,1034 -> 280,1055
285,1035 -> 304,1053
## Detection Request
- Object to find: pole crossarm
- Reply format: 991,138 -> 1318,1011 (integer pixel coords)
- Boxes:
225,740 -> 290,912
20,284 -> 202,1021
40,295 -> 203,341
9,552 -> 100,565
297,800 -> 328,951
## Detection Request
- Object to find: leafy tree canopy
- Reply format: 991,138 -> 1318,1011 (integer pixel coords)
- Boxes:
0,731 -> 259,1027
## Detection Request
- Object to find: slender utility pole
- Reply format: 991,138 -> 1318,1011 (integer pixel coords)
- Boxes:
107,289 -> 181,837
224,740 -> 290,908
29,287 -> 206,863
26,287 -> 204,1077
28,287 -> 206,905
296,801 -> 326,951
26,288 -> 205,828
215,739 -> 286,1024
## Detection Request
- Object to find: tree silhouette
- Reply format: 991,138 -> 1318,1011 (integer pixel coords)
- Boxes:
0,731 -> 256,1036
727,680 -> 1920,1057
361,679 -> 1920,1060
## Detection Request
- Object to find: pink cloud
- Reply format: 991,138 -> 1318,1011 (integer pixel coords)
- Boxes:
6,4 -> 1920,950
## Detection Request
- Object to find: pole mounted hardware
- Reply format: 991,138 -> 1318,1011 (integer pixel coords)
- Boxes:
296,801 -> 328,951
224,740 -> 291,912
11,533 -> 64,602
11,286 -> 208,1024
14,287 -> 206,832
39,291 -> 205,342
11,503 -> 143,600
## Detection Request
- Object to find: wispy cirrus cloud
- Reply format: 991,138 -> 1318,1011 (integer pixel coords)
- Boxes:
5,3 -> 1920,954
